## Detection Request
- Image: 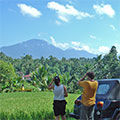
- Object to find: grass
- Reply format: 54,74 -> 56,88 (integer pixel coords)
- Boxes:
0,92 -> 80,120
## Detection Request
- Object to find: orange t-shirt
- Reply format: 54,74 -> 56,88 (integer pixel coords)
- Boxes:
79,80 -> 98,106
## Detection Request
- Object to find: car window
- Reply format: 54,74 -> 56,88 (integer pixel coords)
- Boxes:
97,84 -> 110,94
108,84 -> 120,100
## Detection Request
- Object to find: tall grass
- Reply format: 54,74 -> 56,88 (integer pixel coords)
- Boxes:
0,92 -> 79,120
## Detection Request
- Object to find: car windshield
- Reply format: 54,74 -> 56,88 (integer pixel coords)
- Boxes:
97,84 -> 110,94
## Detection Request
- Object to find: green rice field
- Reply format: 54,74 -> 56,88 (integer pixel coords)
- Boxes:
0,92 -> 79,120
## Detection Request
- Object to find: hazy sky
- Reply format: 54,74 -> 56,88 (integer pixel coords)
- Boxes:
0,0 -> 120,55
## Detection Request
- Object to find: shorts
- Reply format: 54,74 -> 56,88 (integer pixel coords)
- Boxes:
53,100 -> 67,116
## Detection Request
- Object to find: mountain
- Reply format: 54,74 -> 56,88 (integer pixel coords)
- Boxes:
0,39 -> 96,59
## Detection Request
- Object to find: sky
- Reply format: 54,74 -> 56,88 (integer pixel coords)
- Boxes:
0,0 -> 120,55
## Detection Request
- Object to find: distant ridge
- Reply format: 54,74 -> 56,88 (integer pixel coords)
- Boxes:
0,39 -> 96,59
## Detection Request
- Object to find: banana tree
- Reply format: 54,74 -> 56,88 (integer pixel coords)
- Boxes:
31,65 -> 48,91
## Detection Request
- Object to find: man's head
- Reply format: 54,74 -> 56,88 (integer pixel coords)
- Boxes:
87,72 -> 95,80
54,76 -> 60,86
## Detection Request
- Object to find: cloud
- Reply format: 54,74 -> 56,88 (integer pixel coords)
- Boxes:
78,45 -> 110,55
17,4 -> 42,18
82,45 -> 91,52
79,45 -> 120,55
58,15 -> 69,22
109,24 -> 116,31
98,46 -> 110,54
90,35 -> 96,39
50,38 -> 120,55
50,36 -> 69,49
47,1 -> 93,22
71,41 -> 111,55
38,32 -> 47,37
66,0 -> 77,5
114,44 -> 120,53
55,20 -> 61,25
71,41 -> 80,47
76,45 -> 120,55
71,42 -> 93,53
38,33 -> 42,37
93,4 -> 115,18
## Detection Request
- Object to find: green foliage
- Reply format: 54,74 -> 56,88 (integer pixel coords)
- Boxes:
0,92 -> 78,120
31,65 -> 49,91
0,46 -> 120,93
0,60 -> 17,92
0,52 -> 13,63
0,46 -> 119,120
94,46 -> 120,79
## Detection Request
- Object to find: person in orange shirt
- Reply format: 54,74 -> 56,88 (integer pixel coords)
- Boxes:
78,72 -> 98,120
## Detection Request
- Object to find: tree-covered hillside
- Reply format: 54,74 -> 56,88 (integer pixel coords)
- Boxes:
0,46 -> 120,93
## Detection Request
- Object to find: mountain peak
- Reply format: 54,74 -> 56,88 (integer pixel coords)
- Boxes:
0,39 -> 96,59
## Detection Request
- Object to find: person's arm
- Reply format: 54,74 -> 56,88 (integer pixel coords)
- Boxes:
64,86 -> 68,97
48,79 -> 54,90
77,73 -> 87,85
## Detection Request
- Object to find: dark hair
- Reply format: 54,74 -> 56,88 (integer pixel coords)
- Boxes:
54,76 -> 60,86
87,72 -> 95,79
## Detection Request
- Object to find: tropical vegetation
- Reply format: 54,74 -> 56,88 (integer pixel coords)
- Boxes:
0,46 -> 120,93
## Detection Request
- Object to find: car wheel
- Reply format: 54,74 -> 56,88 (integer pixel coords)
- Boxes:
115,112 -> 120,120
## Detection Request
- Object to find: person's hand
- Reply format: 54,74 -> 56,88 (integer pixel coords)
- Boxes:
48,78 -> 54,87
85,72 -> 89,76
79,73 -> 87,82
52,78 -> 54,81
83,73 -> 87,78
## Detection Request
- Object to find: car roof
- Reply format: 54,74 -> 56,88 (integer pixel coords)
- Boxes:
98,78 -> 120,84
